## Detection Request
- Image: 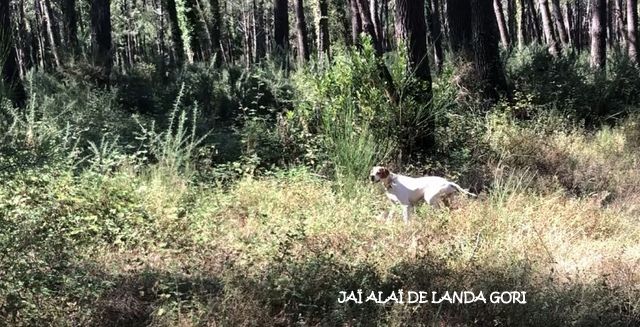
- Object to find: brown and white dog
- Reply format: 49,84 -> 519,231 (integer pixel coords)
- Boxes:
370,166 -> 477,223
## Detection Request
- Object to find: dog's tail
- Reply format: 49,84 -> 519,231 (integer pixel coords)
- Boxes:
450,182 -> 477,197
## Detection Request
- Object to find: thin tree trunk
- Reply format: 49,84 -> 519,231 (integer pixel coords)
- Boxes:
472,0 -> 509,100
539,0 -> 561,56
448,0 -> 474,60
355,0 -> 398,103
575,0 -> 582,51
494,0 -> 511,48
430,0 -> 444,71
395,0 -> 434,152
41,0 -> 61,67
166,0 -> 185,65
550,0 -> 570,46
242,0 -> 253,66
209,0 -> 222,66
508,0 -> 516,38
254,0 -> 266,62
590,0 -> 606,69
614,0 -> 626,49
90,0 -> 113,75
318,0 -> 331,60
294,0 -> 310,64
1,0 -> 25,105
61,0 -> 79,54
517,0 -> 527,48
628,0 -> 638,62
350,0 -> 363,45
565,2 -> 574,47
370,0 -> 382,45
274,0 -> 289,62
527,0 -> 543,42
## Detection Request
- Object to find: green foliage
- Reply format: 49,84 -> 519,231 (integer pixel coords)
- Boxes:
506,45 -> 640,123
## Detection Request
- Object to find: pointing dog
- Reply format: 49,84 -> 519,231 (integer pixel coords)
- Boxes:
370,166 -> 477,223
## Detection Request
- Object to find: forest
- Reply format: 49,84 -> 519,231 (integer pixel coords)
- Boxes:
1,0 -> 640,325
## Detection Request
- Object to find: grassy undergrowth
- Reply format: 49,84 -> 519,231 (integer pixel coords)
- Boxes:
2,113 -> 639,326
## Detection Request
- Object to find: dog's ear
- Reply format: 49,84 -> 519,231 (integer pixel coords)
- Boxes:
378,167 -> 390,178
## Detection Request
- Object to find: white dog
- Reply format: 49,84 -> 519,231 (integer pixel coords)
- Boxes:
369,166 -> 477,223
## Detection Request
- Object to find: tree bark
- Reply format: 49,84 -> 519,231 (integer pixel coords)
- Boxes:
1,0 -> 25,105
90,0 -> 113,75
507,0 -> 516,38
370,0 -> 382,46
61,0 -> 79,54
273,0 -> 289,61
447,0 -> 474,60
253,0 -> 267,62
494,0 -> 511,48
166,0 -> 185,65
590,0 -> 606,69
350,0 -> 363,45
550,0 -> 570,46
430,0 -> 445,71
294,0 -> 310,64
628,0 -> 638,63
355,0 -> 398,103
614,0 -> 625,49
395,0 -> 434,152
395,0 -> 432,84
209,0 -> 222,66
318,0 -> 331,60
516,0 -> 526,48
538,0 -> 560,56
472,0 -> 508,100
526,0 -> 542,42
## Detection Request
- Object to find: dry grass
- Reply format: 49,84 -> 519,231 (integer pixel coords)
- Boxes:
3,117 -> 640,326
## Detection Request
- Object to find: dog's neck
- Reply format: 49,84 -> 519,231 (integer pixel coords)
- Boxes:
382,173 -> 396,190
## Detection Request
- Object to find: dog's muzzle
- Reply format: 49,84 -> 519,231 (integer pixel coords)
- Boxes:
369,175 -> 377,182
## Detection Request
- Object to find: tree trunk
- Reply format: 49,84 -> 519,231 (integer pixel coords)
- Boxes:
517,0 -> 526,48
575,0 -> 582,51
209,0 -> 222,66
254,0 -> 267,62
184,0 -> 207,61
350,0 -> 363,45
90,0 -> 113,75
628,0 -> 638,62
430,0 -> 444,71
318,0 -> 331,60
507,0 -> 516,38
472,0 -> 508,100
538,0 -> 560,56
61,0 -> 79,54
590,0 -> 606,69
526,0 -> 542,42
273,0 -> 289,61
166,0 -> 185,65
447,0 -> 474,60
370,0 -> 382,45
494,0 -> 511,48
395,0 -> 432,84
1,0 -> 25,105
614,0 -> 626,49
565,1 -> 574,47
395,0 -> 434,152
550,0 -> 570,46
294,0 -> 309,64
355,0 -> 398,103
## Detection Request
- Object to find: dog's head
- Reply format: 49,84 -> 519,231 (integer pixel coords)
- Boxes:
369,166 -> 390,183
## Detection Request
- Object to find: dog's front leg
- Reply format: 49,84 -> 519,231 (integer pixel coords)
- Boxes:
401,205 -> 411,223
378,208 -> 394,221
